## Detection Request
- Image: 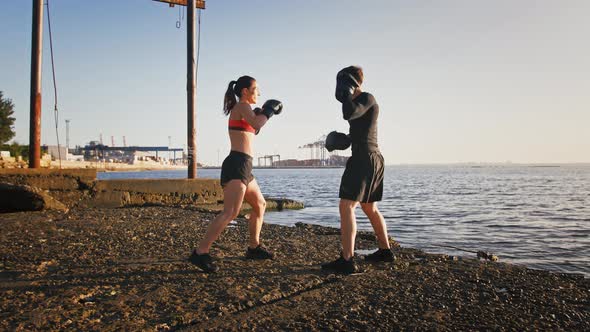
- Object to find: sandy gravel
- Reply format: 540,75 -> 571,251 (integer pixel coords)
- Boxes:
1,206 -> 588,331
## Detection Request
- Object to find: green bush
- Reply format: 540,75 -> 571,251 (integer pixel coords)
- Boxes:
0,143 -> 29,161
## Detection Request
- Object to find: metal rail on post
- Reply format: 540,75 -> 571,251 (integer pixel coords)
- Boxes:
152,0 -> 205,8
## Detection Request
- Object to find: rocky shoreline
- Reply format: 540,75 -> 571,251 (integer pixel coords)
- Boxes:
0,206 -> 588,331
0,158 -> 190,172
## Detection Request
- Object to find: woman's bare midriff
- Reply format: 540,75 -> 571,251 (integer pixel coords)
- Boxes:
228,130 -> 254,156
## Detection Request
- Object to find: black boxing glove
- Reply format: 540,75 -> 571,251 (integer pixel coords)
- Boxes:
325,131 -> 352,152
335,70 -> 360,103
260,99 -> 283,119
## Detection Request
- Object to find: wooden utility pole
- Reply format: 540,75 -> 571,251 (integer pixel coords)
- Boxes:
29,0 -> 44,168
186,0 -> 197,178
153,0 -> 205,178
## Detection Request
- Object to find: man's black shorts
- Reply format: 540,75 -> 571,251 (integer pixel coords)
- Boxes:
220,150 -> 254,187
339,151 -> 384,203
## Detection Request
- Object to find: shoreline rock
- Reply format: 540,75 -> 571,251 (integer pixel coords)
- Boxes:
0,183 -> 68,213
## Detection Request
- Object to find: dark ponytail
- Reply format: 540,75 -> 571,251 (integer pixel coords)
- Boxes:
223,81 -> 238,115
223,75 -> 256,115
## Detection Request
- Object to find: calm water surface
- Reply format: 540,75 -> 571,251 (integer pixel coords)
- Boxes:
99,165 -> 590,277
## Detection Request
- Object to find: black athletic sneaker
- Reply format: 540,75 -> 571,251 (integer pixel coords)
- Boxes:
245,245 -> 275,260
321,256 -> 358,274
365,248 -> 395,262
188,250 -> 219,273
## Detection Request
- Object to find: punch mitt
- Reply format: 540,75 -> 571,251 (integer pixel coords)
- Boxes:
325,131 -> 352,152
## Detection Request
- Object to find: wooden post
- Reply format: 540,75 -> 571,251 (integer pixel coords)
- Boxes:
29,0 -> 44,168
186,0 -> 197,178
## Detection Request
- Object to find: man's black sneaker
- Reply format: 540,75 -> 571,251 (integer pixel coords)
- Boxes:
321,256 -> 358,274
246,245 -> 275,260
188,250 -> 219,273
365,248 -> 395,262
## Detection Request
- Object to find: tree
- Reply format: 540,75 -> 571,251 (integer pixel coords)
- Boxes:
0,91 -> 16,145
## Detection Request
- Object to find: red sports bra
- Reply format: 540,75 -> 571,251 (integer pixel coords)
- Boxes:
228,119 -> 256,134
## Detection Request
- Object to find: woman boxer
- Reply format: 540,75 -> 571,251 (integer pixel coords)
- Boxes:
189,75 -> 283,273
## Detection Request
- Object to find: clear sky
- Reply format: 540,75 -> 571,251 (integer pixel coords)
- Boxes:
1,0 -> 589,165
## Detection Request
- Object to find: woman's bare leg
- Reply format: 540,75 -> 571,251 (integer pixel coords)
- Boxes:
243,179 -> 266,249
196,180 -> 246,254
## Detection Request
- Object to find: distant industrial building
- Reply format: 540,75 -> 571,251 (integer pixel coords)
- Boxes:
79,141 -> 186,165
272,155 -> 348,168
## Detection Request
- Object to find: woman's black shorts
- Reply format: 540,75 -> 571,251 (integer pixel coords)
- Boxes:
220,150 -> 254,187
339,151 -> 384,203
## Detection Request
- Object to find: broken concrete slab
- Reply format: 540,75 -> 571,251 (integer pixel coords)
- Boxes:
0,183 -> 68,213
